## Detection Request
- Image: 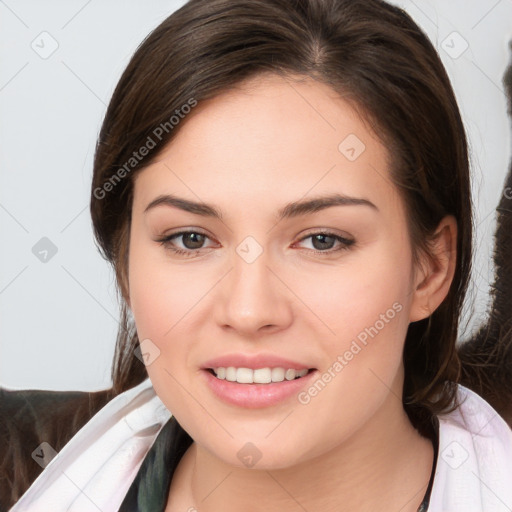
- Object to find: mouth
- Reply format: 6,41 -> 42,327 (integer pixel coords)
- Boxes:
206,367 -> 315,384
201,362 -> 319,408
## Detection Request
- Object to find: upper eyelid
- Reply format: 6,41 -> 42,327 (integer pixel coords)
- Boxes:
165,230 -> 217,246
297,230 -> 353,241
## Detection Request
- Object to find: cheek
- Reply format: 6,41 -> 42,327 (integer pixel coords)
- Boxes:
129,270 -> 173,341
127,236 -> 209,389
287,253 -> 412,442
128,235 -> 195,338
289,241 -> 414,411
127,245 -> 196,411
295,246 -> 412,343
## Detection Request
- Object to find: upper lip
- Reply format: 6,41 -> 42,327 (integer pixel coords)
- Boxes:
201,353 -> 314,371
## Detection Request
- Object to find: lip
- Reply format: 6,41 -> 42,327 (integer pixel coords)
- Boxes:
201,368 -> 318,408
201,353 -> 313,371
200,358 -> 319,409
200,353 -> 318,408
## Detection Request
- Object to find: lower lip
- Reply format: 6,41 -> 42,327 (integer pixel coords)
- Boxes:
201,369 -> 318,408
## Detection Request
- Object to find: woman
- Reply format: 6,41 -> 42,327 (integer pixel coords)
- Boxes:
2,0 -> 512,510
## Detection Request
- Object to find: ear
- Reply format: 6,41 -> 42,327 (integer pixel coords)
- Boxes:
409,215 -> 457,322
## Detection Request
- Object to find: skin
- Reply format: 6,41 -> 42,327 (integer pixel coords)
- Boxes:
126,73 -> 457,512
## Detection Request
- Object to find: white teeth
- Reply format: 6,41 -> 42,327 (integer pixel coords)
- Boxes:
226,367 -> 237,382
253,368 -> 272,383
271,367 -> 285,382
212,367 -> 309,384
236,367 -> 253,383
285,369 -> 296,380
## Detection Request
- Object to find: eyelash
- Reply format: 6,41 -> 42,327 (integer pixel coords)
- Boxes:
156,230 -> 355,258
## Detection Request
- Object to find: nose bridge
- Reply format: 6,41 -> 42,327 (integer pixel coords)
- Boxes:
216,237 -> 292,334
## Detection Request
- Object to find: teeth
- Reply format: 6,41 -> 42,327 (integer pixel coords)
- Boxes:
213,367 -> 309,384
271,367 -> 285,382
226,367 -> 237,381
285,369 -> 296,380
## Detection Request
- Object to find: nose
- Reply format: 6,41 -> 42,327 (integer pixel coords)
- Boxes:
214,248 -> 294,337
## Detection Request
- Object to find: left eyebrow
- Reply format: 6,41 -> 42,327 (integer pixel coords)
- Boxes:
143,192 -> 378,220
277,193 -> 379,219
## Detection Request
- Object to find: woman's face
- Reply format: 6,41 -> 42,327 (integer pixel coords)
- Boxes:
128,74 -> 425,469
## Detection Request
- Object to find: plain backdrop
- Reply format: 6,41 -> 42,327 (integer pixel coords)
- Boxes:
0,0 -> 511,391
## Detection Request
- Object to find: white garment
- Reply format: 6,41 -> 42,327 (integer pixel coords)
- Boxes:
9,379 -> 512,511
430,385 -> 512,511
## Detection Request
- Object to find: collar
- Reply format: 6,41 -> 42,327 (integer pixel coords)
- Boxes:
428,384 -> 512,511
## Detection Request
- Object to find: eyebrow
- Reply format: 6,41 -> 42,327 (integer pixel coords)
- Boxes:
144,193 -> 378,220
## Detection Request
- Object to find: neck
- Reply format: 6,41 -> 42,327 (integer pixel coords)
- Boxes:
167,391 -> 434,512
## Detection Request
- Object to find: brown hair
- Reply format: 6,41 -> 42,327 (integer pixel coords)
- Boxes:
90,0 -> 473,430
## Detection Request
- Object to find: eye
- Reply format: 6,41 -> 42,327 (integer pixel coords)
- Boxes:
295,231 -> 355,254
156,229 -> 355,258
156,230 -> 216,257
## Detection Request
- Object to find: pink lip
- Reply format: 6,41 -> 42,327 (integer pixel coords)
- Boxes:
201,368 -> 318,408
201,353 -> 313,371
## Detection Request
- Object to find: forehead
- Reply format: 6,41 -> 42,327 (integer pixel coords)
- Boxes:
132,73 -> 398,217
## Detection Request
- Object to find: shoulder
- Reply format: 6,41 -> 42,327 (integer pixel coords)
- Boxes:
428,383 -> 512,511
0,386 -> 114,511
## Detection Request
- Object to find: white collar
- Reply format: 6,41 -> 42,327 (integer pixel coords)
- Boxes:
429,384 -> 512,511
10,381 -> 512,511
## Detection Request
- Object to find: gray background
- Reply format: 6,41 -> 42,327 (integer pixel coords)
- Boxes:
1,0 -> 511,391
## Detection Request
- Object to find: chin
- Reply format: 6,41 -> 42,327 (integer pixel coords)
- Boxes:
201,435 -> 315,472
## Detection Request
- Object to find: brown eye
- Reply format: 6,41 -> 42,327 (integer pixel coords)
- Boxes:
177,232 -> 206,249
156,230 -> 215,257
